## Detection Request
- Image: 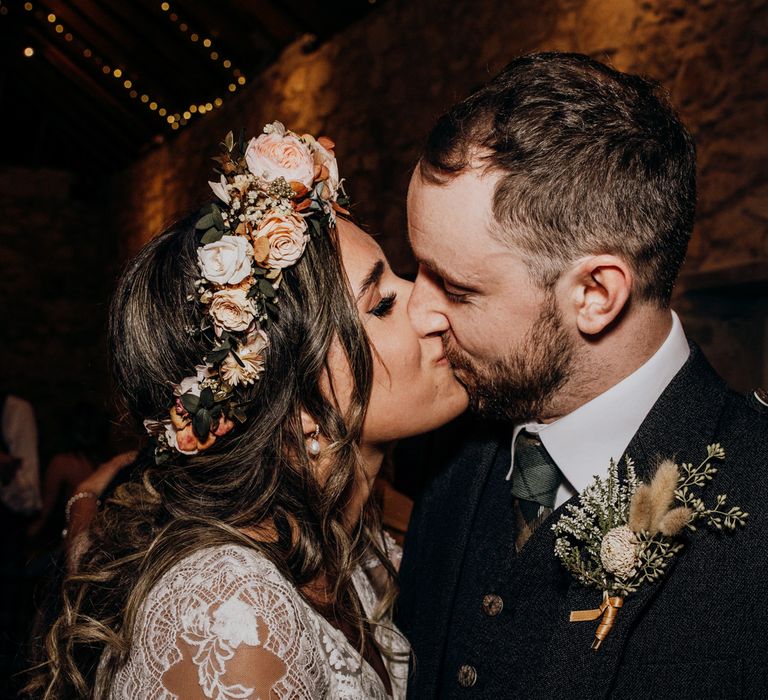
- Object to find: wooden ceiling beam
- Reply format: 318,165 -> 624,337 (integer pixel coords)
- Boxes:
28,27 -> 152,144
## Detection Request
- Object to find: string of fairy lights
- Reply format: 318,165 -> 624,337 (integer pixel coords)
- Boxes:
17,1 -> 247,131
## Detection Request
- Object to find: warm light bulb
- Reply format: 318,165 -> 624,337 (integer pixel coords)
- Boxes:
203,38 -> 211,47
55,24 -> 64,33
160,2 -> 170,11
210,51 -> 218,60
167,115 -> 175,124
228,83 -> 236,92
149,101 -> 158,110
189,105 -> 197,113
222,59 -> 231,68
102,65 -> 111,74
123,79 -> 132,88
190,33 -> 198,42
129,90 -> 138,98
179,23 -> 187,31
214,97 -> 223,107
171,122 -> 179,130
205,102 -> 212,111
113,68 -> 122,78
83,48 -> 92,57
47,13 -> 56,22
237,76 -> 245,85
158,107 -> 167,116
24,2 -> 33,11
141,94 -> 149,103
183,110 -> 191,120
64,33 -> 73,41
23,47 -> 35,58
198,105 -> 207,114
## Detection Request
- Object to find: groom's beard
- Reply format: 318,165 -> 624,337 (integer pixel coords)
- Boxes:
443,293 -> 575,423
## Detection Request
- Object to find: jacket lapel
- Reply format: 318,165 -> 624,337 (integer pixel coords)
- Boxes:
541,344 -> 729,698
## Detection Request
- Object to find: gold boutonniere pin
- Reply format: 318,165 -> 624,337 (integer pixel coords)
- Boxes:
552,444 -> 748,650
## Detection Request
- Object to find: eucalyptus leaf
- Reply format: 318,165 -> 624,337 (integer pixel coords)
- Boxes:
258,278 -> 276,298
193,408 -> 212,441
206,347 -> 229,364
196,213 -> 216,230
199,387 -> 214,409
201,227 -> 224,244
180,392 -> 200,414
211,205 -> 224,230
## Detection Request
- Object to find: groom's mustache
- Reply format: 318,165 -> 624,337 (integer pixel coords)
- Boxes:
436,314 -> 575,423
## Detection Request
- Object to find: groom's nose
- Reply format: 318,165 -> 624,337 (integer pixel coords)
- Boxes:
408,265 -> 451,337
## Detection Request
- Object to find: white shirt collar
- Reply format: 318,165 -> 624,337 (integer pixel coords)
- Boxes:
506,311 -> 690,503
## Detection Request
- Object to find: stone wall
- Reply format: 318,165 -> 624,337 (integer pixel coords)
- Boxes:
0,168 -> 117,458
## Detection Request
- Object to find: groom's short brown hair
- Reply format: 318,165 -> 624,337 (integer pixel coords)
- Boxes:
419,52 -> 696,307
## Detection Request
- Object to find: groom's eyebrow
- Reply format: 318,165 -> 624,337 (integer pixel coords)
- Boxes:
420,257 -> 473,289
356,259 -> 385,301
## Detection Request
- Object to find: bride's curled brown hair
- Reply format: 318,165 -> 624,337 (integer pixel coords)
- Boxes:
29,212 -> 396,698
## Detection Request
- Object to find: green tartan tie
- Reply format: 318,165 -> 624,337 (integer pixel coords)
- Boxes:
510,431 -> 562,551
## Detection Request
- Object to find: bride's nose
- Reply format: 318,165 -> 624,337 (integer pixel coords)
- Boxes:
408,266 -> 450,338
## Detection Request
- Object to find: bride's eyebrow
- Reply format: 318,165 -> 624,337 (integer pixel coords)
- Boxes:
356,259 -> 385,301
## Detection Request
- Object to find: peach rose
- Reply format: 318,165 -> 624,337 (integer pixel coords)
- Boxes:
255,212 -> 308,269
213,414 -> 236,437
209,289 -> 255,336
174,424 -> 200,454
245,131 -> 315,189
305,135 -> 340,200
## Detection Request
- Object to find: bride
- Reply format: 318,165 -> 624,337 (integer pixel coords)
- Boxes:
32,122 -> 467,699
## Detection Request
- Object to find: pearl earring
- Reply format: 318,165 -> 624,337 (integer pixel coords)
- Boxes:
308,424 -> 321,456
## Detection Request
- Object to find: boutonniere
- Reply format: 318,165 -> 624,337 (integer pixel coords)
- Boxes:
552,444 -> 748,650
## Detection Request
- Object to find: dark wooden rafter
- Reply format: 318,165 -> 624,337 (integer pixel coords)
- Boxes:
0,0 -> 389,174
39,0 -> 196,108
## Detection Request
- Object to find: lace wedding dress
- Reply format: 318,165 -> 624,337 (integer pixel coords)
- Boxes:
103,541 -> 409,699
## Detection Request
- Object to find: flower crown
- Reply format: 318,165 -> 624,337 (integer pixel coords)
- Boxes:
144,122 -> 349,463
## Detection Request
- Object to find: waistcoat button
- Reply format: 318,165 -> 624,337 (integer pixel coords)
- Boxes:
482,593 -> 504,616
457,664 -> 478,687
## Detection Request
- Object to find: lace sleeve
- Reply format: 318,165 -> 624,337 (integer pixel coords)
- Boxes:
109,545 -> 328,700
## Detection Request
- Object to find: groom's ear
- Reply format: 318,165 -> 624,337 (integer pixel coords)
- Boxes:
564,254 -> 632,336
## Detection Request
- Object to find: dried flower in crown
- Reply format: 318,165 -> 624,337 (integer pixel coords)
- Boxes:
144,122 -> 350,463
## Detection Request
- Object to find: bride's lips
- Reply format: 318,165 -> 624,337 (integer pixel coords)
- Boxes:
434,352 -> 449,366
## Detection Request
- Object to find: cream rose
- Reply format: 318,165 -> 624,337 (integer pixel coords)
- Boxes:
255,212 -> 308,269
198,235 -> 253,286
209,288 -> 255,336
245,132 -> 315,189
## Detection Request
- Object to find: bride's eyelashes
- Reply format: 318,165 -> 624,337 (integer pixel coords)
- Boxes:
370,291 -> 397,318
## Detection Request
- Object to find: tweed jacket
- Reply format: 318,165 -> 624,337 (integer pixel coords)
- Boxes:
397,344 -> 768,699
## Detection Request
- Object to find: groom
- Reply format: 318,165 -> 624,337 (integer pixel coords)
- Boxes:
398,52 -> 768,698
